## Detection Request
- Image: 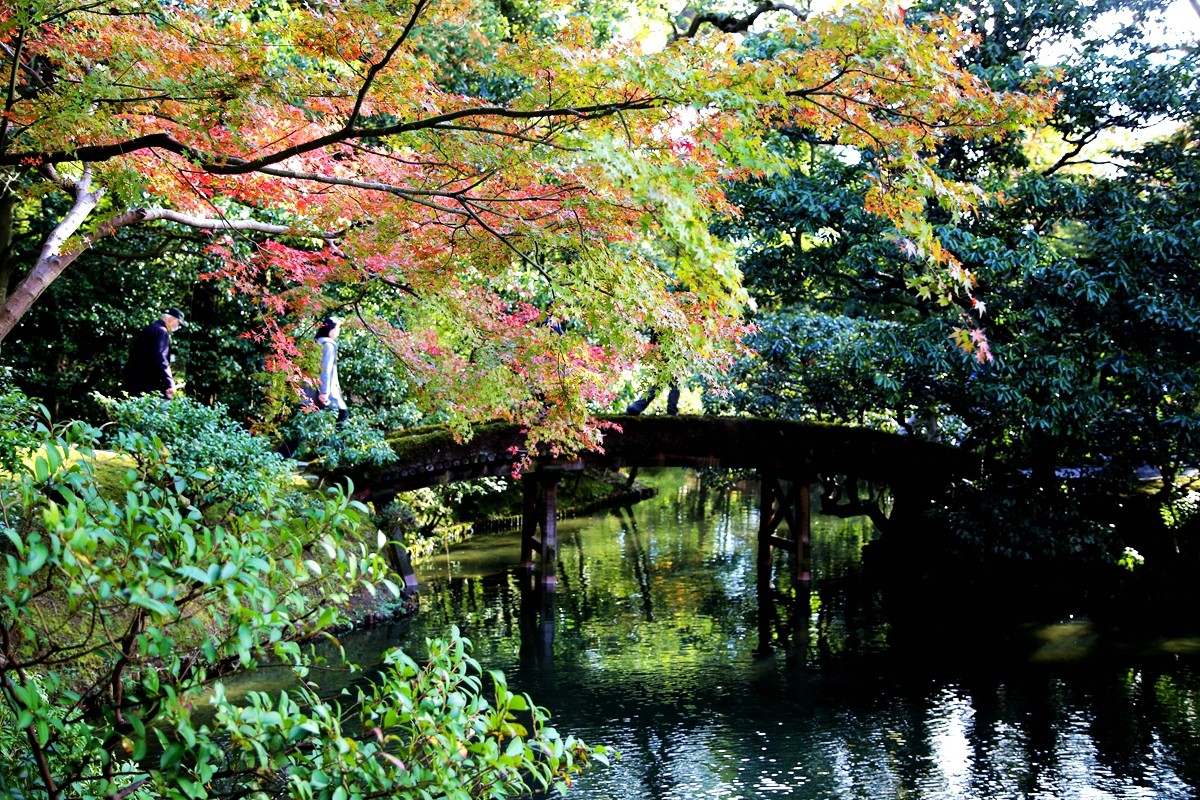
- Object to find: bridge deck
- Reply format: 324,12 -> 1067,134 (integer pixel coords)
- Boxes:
351,415 -> 982,499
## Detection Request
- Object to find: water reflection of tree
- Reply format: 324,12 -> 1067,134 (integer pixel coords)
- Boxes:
377,470 -> 1200,800
612,506 -> 655,622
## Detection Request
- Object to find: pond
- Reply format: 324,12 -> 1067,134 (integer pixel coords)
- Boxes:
343,469 -> 1200,800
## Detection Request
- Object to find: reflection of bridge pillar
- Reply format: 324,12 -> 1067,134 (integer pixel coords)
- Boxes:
519,582 -> 556,668
756,473 -> 812,656
519,466 -> 566,592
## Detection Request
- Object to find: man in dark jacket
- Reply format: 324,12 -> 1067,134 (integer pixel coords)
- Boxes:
122,307 -> 186,398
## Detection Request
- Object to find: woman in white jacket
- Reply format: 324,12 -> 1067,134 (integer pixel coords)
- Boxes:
315,317 -> 349,422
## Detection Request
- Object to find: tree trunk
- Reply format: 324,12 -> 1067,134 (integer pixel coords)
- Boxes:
0,169 -> 104,342
0,190 -> 17,307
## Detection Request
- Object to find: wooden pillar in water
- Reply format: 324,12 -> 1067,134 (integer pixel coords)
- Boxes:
368,490 -> 419,598
519,476 -> 539,572
756,474 -> 812,593
796,481 -> 811,586
538,470 -> 560,591
519,467 -> 562,592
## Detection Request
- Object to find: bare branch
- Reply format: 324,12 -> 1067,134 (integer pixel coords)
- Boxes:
0,37 -> 48,91
347,0 -> 429,128
1041,128 -> 1099,176
456,198 -> 551,281
37,163 -> 70,190
137,208 -> 335,238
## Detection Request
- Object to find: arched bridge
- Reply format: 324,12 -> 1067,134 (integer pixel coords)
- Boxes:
348,415 -> 983,593
355,415 -> 981,495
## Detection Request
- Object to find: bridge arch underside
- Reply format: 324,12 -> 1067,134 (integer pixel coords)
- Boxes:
354,416 -> 982,594
358,415 -> 979,498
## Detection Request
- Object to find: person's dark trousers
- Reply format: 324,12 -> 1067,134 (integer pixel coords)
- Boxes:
625,383 -> 679,415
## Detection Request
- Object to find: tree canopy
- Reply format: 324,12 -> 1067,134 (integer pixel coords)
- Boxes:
713,0 -> 1200,557
0,0 -> 1049,448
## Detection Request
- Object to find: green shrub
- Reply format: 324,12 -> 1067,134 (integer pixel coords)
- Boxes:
95,394 -> 295,512
0,408 -> 606,800
280,409 -> 398,471
0,676 -> 153,800
1161,489 -> 1200,531
0,368 -> 47,474
206,628 -> 608,800
942,475 -> 1119,562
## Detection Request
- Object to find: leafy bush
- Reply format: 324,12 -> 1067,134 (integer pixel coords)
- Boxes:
280,408 -> 398,470
0,403 -> 606,800
0,414 -> 385,799
941,475 -> 1120,563
1161,489 -> 1200,531
0,676 -> 153,800
0,367 -> 47,474
206,628 -> 607,800
95,393 -> 295,512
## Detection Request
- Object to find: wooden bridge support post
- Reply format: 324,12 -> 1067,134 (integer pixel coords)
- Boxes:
756,473 -> 813,655
366,489 -> 419,598
518,467 -> 563,592
756,474 -> 812,594
538,469 -> 560,591
383,535 -> 420,598
796,481 -> 811,586
519,477 -> 539,572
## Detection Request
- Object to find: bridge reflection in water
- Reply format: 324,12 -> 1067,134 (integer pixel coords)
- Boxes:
379,469 -> 1200,800
514,477 -> 815,660
349,415 -> 980,652
514,463 -> 811,596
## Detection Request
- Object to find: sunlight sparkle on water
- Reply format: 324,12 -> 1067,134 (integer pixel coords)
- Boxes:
924,687 -> 977,798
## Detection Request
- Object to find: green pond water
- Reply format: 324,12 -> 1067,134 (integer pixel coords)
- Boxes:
336,469 -> 1200,799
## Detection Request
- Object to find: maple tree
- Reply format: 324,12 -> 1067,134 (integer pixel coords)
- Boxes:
0,0 -> 1049,448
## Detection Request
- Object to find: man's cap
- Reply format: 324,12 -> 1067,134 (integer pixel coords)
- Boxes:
164,307 -> 187,326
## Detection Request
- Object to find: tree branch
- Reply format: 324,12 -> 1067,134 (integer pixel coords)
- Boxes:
0,99 -> 666,172
346,0 -> 428,129
1041,127 -> 1099,176
672,1 -> 807,40
0,169 -> 341,340
137,208 -> 335,238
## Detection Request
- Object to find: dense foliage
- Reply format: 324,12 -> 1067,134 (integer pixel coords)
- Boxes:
279,407 -> 398,471
1,0 -> 1194,788
0,386 -> 605,799
96,393 -> 296,511
0,0 -> 1050,453
714,0 -> 1200,559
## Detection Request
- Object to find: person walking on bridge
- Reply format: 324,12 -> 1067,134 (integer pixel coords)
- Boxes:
314,316 -> 349,422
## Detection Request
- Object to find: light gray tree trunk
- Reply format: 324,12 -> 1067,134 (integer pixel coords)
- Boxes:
0,166 -> 103,342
